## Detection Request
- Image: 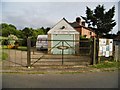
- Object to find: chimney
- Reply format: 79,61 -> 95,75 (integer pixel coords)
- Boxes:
76,17 -> 81,24
81,21 -> 85,26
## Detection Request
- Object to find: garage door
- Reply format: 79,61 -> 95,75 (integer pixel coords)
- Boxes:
51,34 -> 75,54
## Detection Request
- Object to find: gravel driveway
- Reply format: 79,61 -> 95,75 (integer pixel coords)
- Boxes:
2,49 -> 90,67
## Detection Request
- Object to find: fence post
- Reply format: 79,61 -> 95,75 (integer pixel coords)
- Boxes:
62,41 -> 64,65
114,45 -> 119,62
90,38 -> 96,65
27,37 -> 31,68
90,39 -> 93,65
93,37 -> 96,65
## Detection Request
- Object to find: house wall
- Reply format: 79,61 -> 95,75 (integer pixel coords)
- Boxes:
74,27 -> 96,38
74,28 -> 82,35
81,27 -> 96,38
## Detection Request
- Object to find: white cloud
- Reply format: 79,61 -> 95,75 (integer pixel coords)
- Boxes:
1,2 -> 119,33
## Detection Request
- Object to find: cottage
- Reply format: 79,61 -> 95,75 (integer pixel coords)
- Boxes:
47,18 -> 79,54
70,17 -> 96,38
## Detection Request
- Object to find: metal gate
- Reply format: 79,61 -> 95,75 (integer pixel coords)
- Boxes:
1,39 -> 28,68
29,38 -> 94,67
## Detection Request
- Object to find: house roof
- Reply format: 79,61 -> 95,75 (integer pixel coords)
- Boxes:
69,22 -> 95,33
47,18 -> 79,34
69,22 -> 82,28
48,18 -> 95,34
114,35 -> 120,41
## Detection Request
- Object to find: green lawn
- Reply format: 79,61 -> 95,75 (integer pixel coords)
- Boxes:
2,45 -> 27,51
0,36 -> 8,40
17,46 -> 27,51
1,45 -> 8,49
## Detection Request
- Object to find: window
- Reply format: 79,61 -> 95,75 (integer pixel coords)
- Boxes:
90,32 -> 92,35
60,26 -> 65,29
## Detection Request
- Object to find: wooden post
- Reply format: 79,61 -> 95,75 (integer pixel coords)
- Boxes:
33,46 -> 35,55
96,38 -> 99,64
27,38 -> 31,68
90,39 -> 93,65
93,37 -> 96,65
114,45 -> 119,62
98,57 -> 100,63
119,45 -> 120,61
62,41 -> 64,65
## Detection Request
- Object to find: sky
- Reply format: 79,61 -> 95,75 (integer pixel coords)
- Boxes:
0,0 -> 120,34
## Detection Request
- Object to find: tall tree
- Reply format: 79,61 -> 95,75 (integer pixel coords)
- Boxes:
81,5 -> 116,37
22,27 -> 32,38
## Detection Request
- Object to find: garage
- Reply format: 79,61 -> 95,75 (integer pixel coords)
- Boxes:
47,18 -> 79,54
52,34 -> 75,54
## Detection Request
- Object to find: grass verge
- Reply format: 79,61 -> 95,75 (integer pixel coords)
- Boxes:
92,60 -> 120,69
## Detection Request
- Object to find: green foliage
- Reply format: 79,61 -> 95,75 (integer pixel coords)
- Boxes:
1,23 -> 18,37
8,34 -> 18,40
117,31 -> 120,35
0,52 -> 8,60
22,27 -> 32,38
0,23 -> 50,46
82,5 -> 116,36
92,61 -> 119,69
1,39 -> 8,45
80,35 -> 87,39
8,34 -> 18,45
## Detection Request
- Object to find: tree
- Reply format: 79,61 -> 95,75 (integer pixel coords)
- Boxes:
22,27 -> 32,38
117,31 -> 120,35
0,23 -> 19,37
81,5 -> 116,37
45,27 -> 51,34
9,24 -> 16,30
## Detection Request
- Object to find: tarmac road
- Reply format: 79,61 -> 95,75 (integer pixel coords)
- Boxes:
2,71 -> 119,88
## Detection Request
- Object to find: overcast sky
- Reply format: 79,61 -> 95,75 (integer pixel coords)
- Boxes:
1,0 -> 119,34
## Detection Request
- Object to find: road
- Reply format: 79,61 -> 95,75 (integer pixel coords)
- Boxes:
2,71 -> 118,88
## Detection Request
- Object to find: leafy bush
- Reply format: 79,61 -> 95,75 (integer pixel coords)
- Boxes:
1,39 -> 8,45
